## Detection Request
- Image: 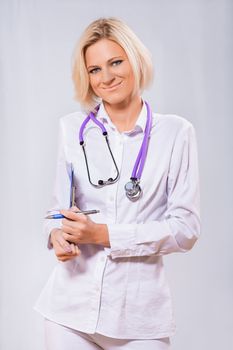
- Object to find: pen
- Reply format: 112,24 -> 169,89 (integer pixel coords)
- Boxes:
44,209 -> 100,219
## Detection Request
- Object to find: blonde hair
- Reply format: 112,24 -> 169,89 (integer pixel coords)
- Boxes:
72,17 -> 154,112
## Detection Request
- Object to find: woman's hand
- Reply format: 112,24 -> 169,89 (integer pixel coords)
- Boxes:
50,228 -> 81,262
60,207 -> 110,247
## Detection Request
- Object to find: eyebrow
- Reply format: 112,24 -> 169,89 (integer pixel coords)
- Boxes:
87,56 -> 124,69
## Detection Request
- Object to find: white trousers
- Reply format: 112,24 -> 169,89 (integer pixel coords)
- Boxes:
44,319 -> 171,350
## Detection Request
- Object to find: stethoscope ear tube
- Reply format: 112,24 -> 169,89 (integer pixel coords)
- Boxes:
104,134 -> 120,184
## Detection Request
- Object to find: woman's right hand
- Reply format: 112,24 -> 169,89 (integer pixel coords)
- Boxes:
50,228 -> 81,262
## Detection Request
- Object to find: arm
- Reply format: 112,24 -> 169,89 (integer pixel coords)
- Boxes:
44,118 -> 72,250
44,117 -> 110,251
59,208 -> 111,248
106,123 -> 201,259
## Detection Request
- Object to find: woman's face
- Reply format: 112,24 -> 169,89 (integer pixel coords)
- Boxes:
85,38 -> 137,105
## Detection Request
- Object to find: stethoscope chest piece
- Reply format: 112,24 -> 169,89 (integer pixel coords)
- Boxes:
124,179 -> 142,201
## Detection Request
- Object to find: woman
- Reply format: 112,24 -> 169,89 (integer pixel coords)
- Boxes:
34,17 -> 200,350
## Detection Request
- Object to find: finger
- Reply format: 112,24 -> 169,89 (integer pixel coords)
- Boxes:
61,224 -> 76,235
75,245 -> 81,255
57,245 -> 81,261
61,218 -> 80,228
56,234 -> 72,253
62,232 -> 78,243
58,255 -> 74,262
70,243 -> 76,254
60,209 -> 81,221
56,246 -> 75,258
57,247 -> 79,261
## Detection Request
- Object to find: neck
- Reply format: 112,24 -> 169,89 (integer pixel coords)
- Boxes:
103,94 -> 143,132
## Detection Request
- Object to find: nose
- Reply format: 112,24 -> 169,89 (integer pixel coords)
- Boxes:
101,68 -> 115,85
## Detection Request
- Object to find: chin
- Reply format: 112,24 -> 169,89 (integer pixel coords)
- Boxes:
101,93 -> 132,106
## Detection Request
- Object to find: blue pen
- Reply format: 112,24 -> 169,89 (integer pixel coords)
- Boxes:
44,209 -> 100,219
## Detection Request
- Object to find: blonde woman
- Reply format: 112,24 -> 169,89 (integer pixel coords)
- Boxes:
34,17 -> 200,350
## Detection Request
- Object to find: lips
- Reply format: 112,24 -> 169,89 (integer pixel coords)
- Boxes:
103,81 -> 122,91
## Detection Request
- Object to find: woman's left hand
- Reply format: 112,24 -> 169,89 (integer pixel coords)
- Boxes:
60,207 -> 110,247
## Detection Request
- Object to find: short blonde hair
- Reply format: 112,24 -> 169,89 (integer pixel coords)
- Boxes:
72,17 -> 154,112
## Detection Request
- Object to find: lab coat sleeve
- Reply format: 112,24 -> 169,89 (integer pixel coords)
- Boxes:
43,118 -> 71,249
107,123 -> 201,259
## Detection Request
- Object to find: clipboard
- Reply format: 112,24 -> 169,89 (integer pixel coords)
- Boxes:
69,163 -> 76,208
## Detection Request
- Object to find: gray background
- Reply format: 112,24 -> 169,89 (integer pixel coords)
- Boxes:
0,0 -> 232,349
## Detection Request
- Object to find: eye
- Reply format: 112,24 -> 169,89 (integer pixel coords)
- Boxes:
89,67 -> 100,74
112,60 -> 123,67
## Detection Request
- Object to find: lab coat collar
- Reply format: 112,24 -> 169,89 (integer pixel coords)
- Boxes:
96,98 -> 148,135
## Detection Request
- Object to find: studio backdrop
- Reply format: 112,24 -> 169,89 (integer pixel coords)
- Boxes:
0,1 -> 232,349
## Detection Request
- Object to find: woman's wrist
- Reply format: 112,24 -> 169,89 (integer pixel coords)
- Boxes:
94,223 -> 110,247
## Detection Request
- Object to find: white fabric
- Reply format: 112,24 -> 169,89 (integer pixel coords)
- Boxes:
34,98 -> 200,339
44,319 -> 171,350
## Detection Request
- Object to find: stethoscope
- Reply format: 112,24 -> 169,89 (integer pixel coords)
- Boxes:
79,100 -> 152,201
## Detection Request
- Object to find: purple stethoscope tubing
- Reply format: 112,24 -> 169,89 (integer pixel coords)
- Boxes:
79,100 -> 152,190
131,101 -> 152,180
79,105 -> 105,143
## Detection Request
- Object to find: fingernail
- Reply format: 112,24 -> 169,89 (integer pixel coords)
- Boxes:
65,246 -> 72,253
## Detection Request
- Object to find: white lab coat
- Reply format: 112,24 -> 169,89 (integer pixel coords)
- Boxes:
34,100 -> 200,339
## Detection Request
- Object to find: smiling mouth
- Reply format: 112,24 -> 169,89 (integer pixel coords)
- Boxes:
103,81 -> 122,91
